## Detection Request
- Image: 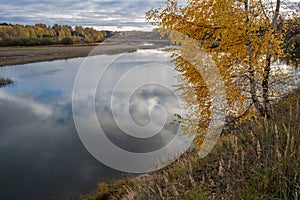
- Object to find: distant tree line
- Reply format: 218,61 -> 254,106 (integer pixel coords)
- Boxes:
0,23 -> 116,46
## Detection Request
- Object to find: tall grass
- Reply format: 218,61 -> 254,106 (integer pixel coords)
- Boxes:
81,89 -> 300,200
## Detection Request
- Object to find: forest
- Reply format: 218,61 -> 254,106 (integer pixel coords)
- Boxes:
0,23 -> 116,46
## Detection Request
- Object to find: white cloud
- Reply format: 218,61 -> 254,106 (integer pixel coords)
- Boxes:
0,0 -> 187,30
0,90 -> 52,117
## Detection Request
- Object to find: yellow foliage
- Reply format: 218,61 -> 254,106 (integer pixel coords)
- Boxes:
146,0 -> 292,148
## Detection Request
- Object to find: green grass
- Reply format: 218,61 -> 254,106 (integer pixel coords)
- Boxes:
81,89 -> 300,200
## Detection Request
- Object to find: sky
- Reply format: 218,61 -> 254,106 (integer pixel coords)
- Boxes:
0,0 -> 185,31
0,0 -> 298,31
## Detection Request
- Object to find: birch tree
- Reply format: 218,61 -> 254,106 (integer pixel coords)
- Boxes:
146,0 -> 294,147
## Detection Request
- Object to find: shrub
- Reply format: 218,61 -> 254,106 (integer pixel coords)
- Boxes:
60,36 -> 74,45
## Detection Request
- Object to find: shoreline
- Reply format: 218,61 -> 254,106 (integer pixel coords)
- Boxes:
0,39 -> 169,67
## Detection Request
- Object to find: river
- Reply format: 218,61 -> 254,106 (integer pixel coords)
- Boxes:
0,49 -> 190,199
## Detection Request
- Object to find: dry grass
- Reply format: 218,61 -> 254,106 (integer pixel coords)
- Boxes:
81,89 -> 300,200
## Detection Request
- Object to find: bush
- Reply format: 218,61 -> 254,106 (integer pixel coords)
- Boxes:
0,78 -> 13,87
60,37 -> 74,45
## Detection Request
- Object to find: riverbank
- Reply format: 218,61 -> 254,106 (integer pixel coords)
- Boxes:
81,88 -> 300,200
0,40 -> 168,67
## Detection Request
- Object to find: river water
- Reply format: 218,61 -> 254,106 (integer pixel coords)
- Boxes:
0,49 -> 189,199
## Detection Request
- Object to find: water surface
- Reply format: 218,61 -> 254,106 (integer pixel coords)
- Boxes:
0,49 -> 183,199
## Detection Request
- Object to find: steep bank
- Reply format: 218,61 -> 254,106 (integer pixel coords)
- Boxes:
81,89 -> 300,200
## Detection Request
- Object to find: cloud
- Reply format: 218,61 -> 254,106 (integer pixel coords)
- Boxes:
0,0 -> 186,31
0,49 -> 190,199
0,0 -> 298,30
0,90 -> 52,117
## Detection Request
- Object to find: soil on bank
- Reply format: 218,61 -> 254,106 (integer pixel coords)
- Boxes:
0,32 -> 169,67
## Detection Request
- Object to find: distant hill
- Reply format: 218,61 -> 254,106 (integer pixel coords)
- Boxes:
102,30 -> 170,47
106,30 -> 167,41
112,31 -> 161,39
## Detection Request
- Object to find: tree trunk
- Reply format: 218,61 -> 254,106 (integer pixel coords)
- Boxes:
261,0 -> 281,118
262,54 -> 271,117
245,0 -> 265,116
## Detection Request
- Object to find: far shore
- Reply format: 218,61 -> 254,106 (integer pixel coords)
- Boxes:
0,39 -> 169,67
